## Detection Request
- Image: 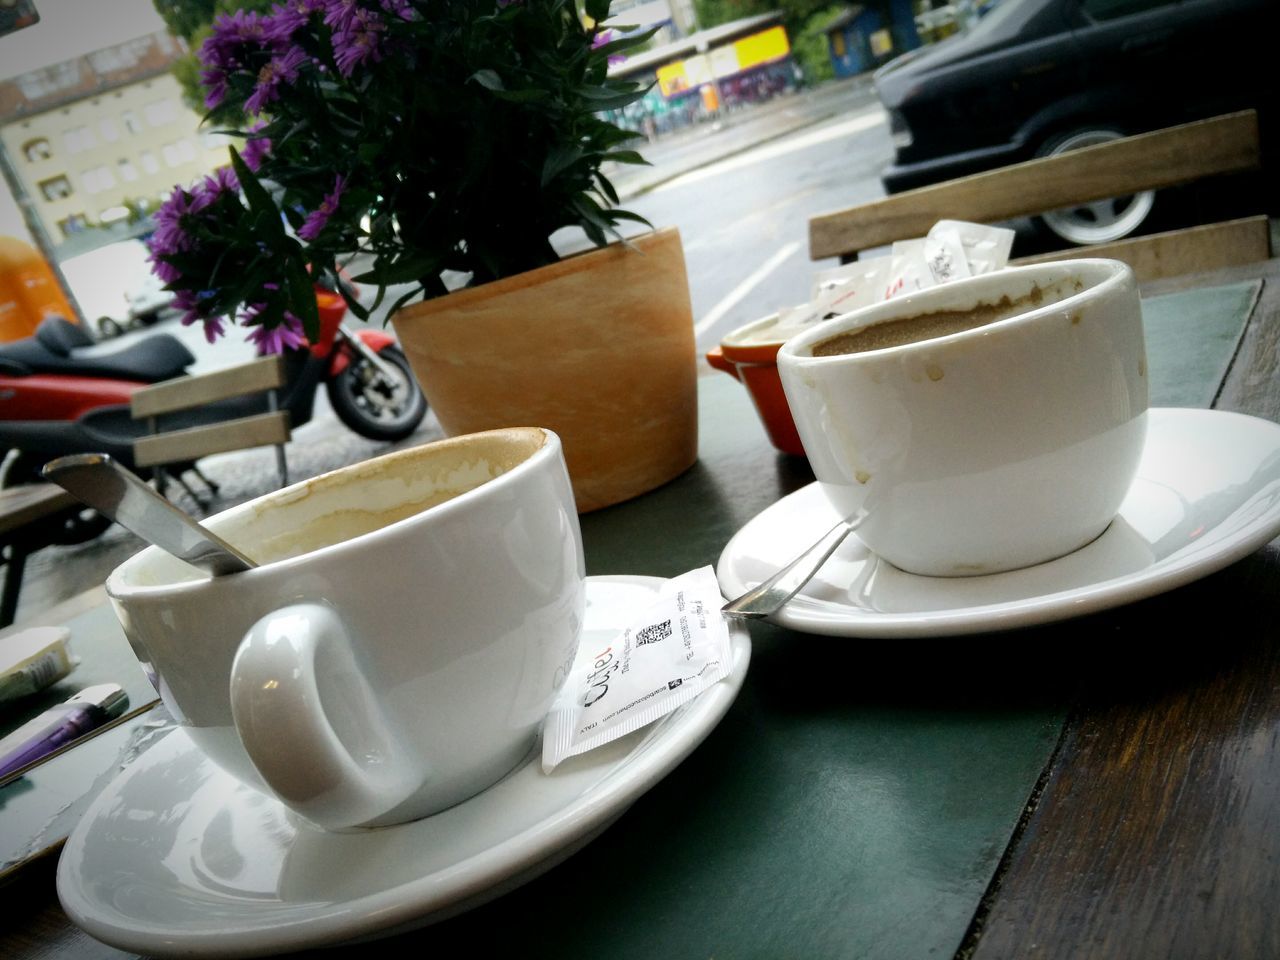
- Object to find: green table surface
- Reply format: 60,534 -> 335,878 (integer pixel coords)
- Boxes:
0,281 -> 1260,958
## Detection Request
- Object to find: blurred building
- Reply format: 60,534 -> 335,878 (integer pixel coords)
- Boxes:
0,32 -> 229,254
822,2 -> 922,78
607,13 -> 798,137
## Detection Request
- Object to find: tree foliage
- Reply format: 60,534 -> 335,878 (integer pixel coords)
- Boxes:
152,0 -> 275,111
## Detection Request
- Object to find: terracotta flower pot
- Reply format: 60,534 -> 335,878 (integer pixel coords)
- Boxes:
394,227 -> 698,512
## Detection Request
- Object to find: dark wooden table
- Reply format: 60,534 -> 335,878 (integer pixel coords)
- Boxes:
2,258 -> 1278,960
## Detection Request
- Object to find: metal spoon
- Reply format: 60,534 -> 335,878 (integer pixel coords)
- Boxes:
41,453 -> 256,577
721,514 -> 863,620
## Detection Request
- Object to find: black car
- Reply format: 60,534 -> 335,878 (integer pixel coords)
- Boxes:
874,0 -> 1272,244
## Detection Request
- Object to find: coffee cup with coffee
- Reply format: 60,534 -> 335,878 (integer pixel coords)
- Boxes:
777,259 -> 1147,577
106,428 -> 585,831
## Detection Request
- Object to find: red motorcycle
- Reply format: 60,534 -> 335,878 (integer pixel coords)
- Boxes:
0,285 -> 427,541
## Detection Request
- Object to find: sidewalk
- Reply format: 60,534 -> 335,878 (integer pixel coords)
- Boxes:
612,75 -> 876,199
6,77 -> 880,627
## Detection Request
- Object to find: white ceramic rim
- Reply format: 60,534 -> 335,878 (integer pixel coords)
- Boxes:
715,409 -> 1280,637
106,426 -> 561,601
56,575 -> 752,957
778,258 -> 1133,363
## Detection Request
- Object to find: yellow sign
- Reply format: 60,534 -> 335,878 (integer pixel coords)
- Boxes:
657,62 -> 691,97
656,26 -> 792,98
733,26 -> 790,71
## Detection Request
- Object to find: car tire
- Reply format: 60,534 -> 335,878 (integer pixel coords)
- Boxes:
1032,128 -> 1156,246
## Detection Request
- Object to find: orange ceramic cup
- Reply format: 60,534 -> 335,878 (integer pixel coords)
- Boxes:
706,312 -> 806,457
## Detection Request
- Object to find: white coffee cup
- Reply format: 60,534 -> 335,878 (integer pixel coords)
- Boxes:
107,428 -> 585,831
778,259 -> 1148,577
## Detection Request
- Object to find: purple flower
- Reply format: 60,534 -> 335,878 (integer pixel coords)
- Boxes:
148,252 -> 182,284
201,10 -> 273,109
244,309 -> 308,354
297,174 -> 348,241
200,165 -> 240,201
263,0 -> 323,42
332,7 -> 386,76
176,291 -> 227,344
322,0 -> 364,31
241,128 -> 273,172
380,0 -> 414,20
246,45 -> 309,115
150,186 -> 199,257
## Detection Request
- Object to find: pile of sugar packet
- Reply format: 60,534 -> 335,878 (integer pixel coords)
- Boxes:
761,220 -> 1016,345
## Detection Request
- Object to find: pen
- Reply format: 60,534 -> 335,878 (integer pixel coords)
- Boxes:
0,683 -> 129,779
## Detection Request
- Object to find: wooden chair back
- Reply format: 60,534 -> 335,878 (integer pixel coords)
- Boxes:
130,355 -> 291,492
808,110 -> 1269,282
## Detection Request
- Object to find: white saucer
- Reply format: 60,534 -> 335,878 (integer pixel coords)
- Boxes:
717,408 -> 1280,637
56,576 -> 751,958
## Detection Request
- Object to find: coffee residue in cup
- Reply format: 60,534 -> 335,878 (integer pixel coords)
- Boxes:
812,284 -> 1048,357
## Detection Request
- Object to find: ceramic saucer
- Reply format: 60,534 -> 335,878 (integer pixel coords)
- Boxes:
717,408 -> 1280,637
56,576 -> 751,959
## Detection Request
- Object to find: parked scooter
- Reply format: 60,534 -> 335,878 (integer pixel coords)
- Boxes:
0,285 -> 427,542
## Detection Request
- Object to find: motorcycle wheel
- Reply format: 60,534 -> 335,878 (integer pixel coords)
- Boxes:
1,450 -> 114,545
326,346 -> 428,442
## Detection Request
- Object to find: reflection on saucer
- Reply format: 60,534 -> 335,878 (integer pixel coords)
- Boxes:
57,577 -> 751,958
717,409 -> 1280,637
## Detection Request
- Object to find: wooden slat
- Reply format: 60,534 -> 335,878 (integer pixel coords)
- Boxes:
809,110 -> 1261,261
130,356 -> 286,418
1010,216 -> 1272,283
133,411 -> 290,467
0,484 -> 78,539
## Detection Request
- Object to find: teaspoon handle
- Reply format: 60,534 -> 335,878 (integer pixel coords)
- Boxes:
721,517 -> 857,620
42,453 -> 256,577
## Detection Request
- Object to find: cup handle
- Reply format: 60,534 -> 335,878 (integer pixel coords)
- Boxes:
705,346 -> 742,381
229,602 -> 419,830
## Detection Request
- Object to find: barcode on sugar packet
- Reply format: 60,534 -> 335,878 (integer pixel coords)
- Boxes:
541,566 -> 733,772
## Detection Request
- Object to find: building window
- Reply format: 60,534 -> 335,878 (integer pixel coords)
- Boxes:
144,99 -> 177,127
81,165 -> 116,194
57,214 -> 89,238
99,118 -> 120,142
118,158 -> 139,182
39,175 -> 74,201
123,111 -> 142,135
139,150 -> 159,174
62,125 -> 97,154
162,139 -> 197,168
22,138 -> 52,162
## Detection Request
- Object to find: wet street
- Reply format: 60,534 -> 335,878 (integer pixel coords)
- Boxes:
626,98 -> 892,350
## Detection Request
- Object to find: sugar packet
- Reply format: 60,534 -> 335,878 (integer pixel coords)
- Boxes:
0,627 -> 76,704
542,566 -> 732,773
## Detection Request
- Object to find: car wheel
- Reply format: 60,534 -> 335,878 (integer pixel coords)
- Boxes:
1033,129 -> 1156,246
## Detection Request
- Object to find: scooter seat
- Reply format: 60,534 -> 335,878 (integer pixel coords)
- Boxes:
35,317 -> 96,355
0,318 -> 195,383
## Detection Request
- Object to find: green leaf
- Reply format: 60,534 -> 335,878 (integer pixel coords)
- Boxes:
285,255 -> 321,342
576,85 -> 647,111
352,252 -> 440,286
488,87 -> 551,103
470,69 -> 504,91
584,0 -> 612,25
230,147 -> 285,242
603,149 -> 648,166
595,171 -> 619,205
542,145 -> 583,187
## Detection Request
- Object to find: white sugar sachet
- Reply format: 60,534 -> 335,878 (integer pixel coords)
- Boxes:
542,566 -> 732,773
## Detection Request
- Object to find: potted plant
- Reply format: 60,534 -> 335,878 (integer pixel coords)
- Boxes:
149,0 -> 698,511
